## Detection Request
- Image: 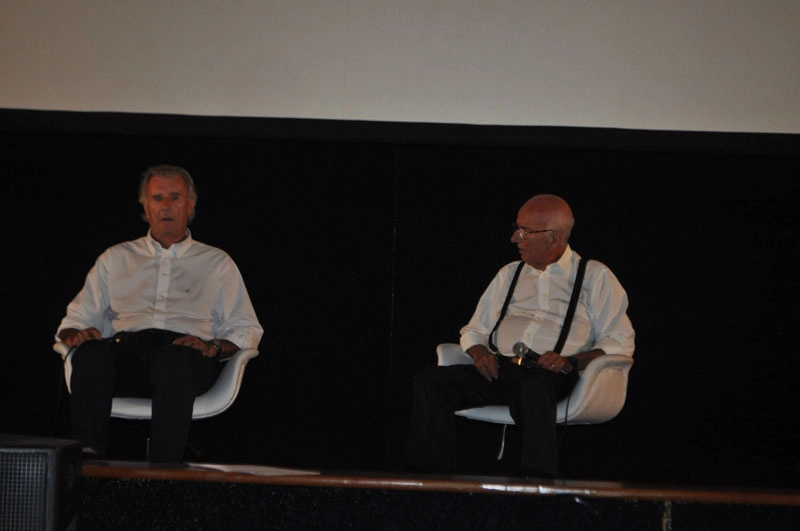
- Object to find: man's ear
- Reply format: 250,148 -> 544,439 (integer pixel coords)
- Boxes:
188,198 -> 197,223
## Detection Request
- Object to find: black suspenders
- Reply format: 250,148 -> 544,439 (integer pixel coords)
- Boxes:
488,258 -> 588,354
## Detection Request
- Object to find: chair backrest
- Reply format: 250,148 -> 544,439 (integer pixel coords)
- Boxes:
435,343 -> 633,425
53,342 -> 259,420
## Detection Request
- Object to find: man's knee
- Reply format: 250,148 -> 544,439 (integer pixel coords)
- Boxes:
412,365 -> 438,387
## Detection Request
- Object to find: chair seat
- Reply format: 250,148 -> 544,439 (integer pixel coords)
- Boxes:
53,341 -> 259,420
438,343 -> 633,426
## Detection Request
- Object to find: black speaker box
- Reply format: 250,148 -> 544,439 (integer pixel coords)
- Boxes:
0,434 -> 82,531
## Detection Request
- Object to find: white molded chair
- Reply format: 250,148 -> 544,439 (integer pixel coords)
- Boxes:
437,343 -> 634,459
54,341 -> 259,445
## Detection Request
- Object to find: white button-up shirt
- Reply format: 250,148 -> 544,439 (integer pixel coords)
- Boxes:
56,230 -> 263,350
460,246 -> 634,358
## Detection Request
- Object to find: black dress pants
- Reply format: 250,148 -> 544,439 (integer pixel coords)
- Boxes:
404,358 -> 577,476
69,330 -> 221,462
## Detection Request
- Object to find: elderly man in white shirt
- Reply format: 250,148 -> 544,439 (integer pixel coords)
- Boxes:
56,164 -> 263,463
404,194 -> 634,477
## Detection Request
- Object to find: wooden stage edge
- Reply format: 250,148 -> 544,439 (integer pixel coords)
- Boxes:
82,460 -> 800,508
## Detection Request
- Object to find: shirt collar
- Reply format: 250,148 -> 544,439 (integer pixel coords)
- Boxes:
545,245 -> 575,275
145,229 -> 193,257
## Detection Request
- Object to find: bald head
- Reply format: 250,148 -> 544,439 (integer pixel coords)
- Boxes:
512,194 -> 575,270
520,194 -> 574,239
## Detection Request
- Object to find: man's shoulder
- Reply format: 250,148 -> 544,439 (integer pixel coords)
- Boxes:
583,258 -> 614,275
581,258 -> 627,292
103,236 -> 148,254
186,238 -> 230,257
501,259 -> 524,271
181,240 -> 241,272
495,260 -> 525,278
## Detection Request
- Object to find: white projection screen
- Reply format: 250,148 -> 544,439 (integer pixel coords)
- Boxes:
1,1 -> 799,134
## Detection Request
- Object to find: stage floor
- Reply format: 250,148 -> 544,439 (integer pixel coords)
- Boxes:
82,459 -> 800,507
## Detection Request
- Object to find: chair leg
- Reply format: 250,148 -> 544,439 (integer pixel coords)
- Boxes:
497,424 -> 508,460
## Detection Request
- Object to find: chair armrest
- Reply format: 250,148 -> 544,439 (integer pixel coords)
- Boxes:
562,354 -> 634,424
436,343 -> 474,366
53,341 -> 74,393
579,353 -> 634,379
192,348 -> 260,419
53,341 -> 71,360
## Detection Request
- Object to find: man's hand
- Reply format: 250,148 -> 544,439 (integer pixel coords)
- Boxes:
538,348 -> 605,373
58,327 -> 101,348
467,345 -> 499,381
173,335 -> 220,358
537,350 -> 569,373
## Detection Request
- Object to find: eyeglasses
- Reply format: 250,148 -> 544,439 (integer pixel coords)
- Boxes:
511,223 -> 556,240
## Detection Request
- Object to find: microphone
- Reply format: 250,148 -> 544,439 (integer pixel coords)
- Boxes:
513,342 -> 570,374
512,342 -> 540,361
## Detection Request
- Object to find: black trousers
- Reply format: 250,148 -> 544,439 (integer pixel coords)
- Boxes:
404,358 -> 577,476
69,329 -> 221,462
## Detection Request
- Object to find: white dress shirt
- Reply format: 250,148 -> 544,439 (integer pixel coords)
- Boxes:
459,246 -> 635,358
56,230 -> 264,350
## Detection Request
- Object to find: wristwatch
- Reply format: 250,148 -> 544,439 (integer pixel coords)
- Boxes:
208,339 -> 222,357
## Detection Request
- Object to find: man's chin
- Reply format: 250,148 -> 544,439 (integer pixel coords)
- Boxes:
151,225 -> 186,239
154,220 -> 180,230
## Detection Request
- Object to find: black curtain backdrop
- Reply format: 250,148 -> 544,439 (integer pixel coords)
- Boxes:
1,109 -> 798,488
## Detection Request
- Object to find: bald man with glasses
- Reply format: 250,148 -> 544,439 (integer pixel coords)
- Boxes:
404,194 -> 635,478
